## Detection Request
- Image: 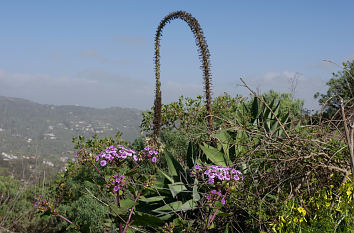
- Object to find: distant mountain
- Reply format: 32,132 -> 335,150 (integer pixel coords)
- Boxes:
0,96 -> 143,180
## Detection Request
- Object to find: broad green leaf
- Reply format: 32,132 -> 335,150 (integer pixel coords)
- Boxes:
40,213 -> 51,221
159,213 -> 173,221
168,182 -> 187,198
153,201 -> 182,213
110,199 -> 136,215
213,130 -> 233,162
139,196 -> 166,203
157,168 -> 174,183
200,143 -> 226,166
134,212 -> 164,226
250,97 -> 260,122
186,141 -> 198,168
165,150 -> 185,178
193,179 -> 200,201
181,199 -> 197,211
120,199 -> 137,209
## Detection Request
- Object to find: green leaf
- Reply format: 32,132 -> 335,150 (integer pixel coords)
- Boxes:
217,211 -> 233,217
181,199 -> 197,211
250,97 -> 260,122
134,212 -> 164,226
120,199 -> 137,209
165,150 -> 185,178
110,199 -> 136,216
224,223 -> 230,233
40,213 -> 51,221
157,168 -> 174,183
193,179 -> 200,202
168,182 -> 187,198
200,143 -> 226,166
187,142 -> 198,168
139,196 -> 166,203
213,131 -> 233,163
159,213 -> 173,221
153,201 -> 182,213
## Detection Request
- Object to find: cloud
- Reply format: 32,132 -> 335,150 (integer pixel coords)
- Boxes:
0,68 -> 154,109
76,69 -> 147,87
0,67 -> 330,111
112,35 -> 147,45
161,81 -> 203,104
79,49 -> 108,63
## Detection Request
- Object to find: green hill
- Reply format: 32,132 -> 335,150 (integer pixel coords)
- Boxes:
0,96 -> 142,181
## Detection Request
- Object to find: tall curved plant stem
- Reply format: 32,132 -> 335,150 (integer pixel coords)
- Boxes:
152,11 -> 213,140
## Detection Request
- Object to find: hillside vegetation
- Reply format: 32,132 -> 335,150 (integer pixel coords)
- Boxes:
0,96 -> 142,181
0,11 -> 353,233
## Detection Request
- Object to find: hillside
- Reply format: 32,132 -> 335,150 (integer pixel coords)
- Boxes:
0,96 -> 142,180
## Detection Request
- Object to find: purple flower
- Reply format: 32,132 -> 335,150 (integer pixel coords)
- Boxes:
152,156 -> 157,163
133,155 -> 138,161
225,174 -> 231,180
233,175 -> 240,181
210,189 -> 217,194
114,186 -> 119,192
221,198 -> 226,205
216,191 -> 222,197
100,160 -> 107,167
34,202 -> 38,207
208,178 -> 214,184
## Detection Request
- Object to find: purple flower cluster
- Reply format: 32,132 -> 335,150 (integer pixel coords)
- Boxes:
206,189 -> 226,205
191,165 -> 243,185
94,145 -> 159,167
95,145 -> 135,167
34,195 -> 50,211
107,174 -> 128,193
134,147 -> 158,163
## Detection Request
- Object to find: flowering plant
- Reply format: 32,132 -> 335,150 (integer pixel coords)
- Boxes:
35,142 -> 160,233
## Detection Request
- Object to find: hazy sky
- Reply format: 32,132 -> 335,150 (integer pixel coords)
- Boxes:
1,1 -> 353,110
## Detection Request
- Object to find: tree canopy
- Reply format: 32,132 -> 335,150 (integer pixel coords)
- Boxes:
315,60 -> 354,117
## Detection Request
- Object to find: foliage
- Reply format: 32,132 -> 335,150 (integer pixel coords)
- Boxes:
273,178 -> 354,232
0,176 -> 48,232
315,60 -> 354,118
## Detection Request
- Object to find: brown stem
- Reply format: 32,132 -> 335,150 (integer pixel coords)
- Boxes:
92,163 -> 106,181
340,97 -> 354,180
122,192 -> 142,233
52,210 -> 83,233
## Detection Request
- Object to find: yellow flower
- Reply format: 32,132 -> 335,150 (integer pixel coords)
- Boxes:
330,185 -> 334,189
293,217 -> 298,223
297,207 -> 306,216
347,188 -> 352,196
325,202 -> 331,208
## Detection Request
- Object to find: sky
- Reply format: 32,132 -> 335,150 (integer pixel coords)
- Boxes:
0,1 -> 353,110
